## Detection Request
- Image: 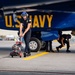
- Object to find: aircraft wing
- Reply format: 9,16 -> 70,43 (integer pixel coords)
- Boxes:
0,0 -> 70,10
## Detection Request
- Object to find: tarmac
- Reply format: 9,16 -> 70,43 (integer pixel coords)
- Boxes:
0,40 -> 75,75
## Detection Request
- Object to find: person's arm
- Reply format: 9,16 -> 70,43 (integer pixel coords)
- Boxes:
22,23 -> 31,36
19,23 -> 23,37
61,37 -> 64,47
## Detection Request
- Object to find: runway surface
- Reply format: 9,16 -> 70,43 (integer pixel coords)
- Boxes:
0,41 -> 75,75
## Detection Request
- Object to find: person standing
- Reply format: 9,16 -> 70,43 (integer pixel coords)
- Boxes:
19,11 -> 31,57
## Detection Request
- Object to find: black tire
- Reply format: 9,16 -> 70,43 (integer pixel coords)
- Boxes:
11,55 -> 13,58
29,37 -> 41,52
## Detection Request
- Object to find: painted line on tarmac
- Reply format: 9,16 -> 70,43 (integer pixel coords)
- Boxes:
23,52 -> 49,60
23,43 -> 75,60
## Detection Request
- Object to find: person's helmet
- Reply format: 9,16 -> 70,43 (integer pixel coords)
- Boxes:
21,11 -> 28,17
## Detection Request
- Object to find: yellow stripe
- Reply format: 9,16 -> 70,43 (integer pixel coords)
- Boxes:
23,43 -> 75,60
23,52 -> 49,60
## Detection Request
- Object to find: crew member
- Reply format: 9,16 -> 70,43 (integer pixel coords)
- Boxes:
56,31 -> 71,52
19,11 -> 31,57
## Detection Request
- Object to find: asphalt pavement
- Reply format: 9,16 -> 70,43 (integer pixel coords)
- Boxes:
0,41 -> 75,75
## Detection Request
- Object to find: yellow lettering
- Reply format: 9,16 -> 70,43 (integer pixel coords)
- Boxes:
29,15 -> 32,28
33,15 -> 39,28
39,15 -> 45,28
47,15 -> 53,27
4,14 -> 53,29
5,16 -> 13,27
15,16 -> 21,28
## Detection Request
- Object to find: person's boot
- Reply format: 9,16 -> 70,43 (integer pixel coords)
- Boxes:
66,50 -> 71,52
26,53 -> 31,56
66,47 -> 71,52
23,52 -> 26,57
56,47 -> 59,52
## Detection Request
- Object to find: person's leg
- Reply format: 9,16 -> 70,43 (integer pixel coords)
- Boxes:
56,45 -> 62,52
26,30 -> 31,54
64,40 -> 71,52
24,30 -> 31,57
56,40 -> 63,52
23,36 -> 26,57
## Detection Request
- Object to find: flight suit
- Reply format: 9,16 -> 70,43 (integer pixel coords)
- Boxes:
20,18 -> 31,56
56,34 -> 70,52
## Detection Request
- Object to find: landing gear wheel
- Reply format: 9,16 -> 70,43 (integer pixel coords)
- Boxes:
11,55 -> 13,58
29,37 -> 41,52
